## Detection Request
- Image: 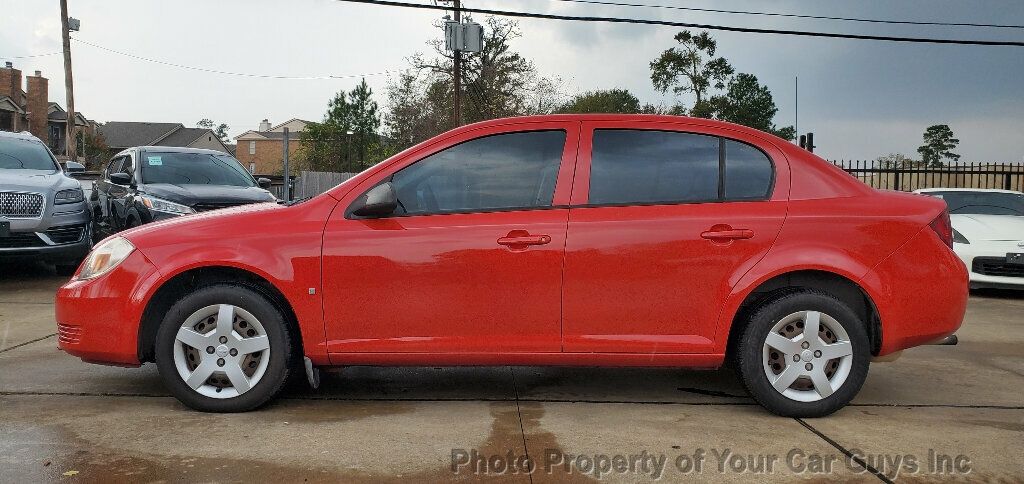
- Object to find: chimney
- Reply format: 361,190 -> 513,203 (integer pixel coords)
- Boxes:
258,119 -> 271,132
26,70 -> 48,141
0,62 -> 22,102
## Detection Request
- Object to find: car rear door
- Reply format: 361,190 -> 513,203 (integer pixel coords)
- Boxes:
322,121 -> 580,355
562,120 -> 790,354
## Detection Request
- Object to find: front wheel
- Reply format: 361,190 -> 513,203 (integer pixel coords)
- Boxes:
155,284 -> 295,412
736,290 -> 870,417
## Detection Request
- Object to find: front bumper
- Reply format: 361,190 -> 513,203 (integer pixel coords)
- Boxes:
953,241 -> 1024,289
54,249 -> 163,366
1,200 -> 91,263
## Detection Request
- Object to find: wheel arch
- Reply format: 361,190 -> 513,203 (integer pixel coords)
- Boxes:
723,269 -> 883,362
137,265 -> 303,363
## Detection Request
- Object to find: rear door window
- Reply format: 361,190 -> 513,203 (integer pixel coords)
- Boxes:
589,129 -> 719,205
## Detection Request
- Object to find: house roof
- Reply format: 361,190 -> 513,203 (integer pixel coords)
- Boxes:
156,127 -> 213,147
234,130 -> 305,141
45,103 -> 90,125
98,122 -> 184,148
270,118 -> 313,131
0,96 -> 26,114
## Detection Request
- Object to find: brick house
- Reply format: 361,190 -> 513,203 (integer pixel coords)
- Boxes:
98,122 -> 230,159
0,62 -> 94,154
234,118 -> 310,174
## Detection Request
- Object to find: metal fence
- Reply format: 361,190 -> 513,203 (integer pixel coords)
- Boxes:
292,171 -> 359,199
831,160 -> 1024,192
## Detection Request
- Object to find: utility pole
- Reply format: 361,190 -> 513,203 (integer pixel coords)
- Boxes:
452,0 -> 461,128
794,76 -> 798,141
59,0 -> 77,160
282,127 -> 291,201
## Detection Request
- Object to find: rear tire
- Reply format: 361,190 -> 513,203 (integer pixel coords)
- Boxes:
736,290 -> 870,417
155,284 -> 295,412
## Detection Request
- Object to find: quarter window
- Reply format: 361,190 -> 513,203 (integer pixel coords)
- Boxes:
390,130 -> 566,216
724,139 -> 773,200
589,130 -> 719,205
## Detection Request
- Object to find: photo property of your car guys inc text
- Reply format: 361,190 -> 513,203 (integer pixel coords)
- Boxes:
1,0 -> 1022,482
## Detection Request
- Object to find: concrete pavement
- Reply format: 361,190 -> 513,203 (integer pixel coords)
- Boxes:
1,260 -> 1021,482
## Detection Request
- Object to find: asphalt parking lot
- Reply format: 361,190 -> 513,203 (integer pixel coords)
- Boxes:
1,261 -> 1021,482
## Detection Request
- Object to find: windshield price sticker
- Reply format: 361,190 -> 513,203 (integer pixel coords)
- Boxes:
147,156 -> 162,166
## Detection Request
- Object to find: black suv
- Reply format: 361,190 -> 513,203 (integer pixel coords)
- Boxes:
91,147 -> 276,240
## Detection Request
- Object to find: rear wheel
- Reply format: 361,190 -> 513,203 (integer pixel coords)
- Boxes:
155,284 -> 294,412
736,290 -> 870,417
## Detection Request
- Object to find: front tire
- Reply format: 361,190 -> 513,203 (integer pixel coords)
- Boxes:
155,284 -> 294,412
736,290 -> 870,417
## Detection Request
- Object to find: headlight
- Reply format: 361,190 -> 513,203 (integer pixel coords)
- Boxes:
54,188 -> 84,205
76,237 -> 135,280
139,195 -> 195,215
952,229 -> 970,244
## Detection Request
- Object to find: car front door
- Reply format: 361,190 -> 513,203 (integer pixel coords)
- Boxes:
562,121 -> 790,354
322,122 -> 579,356
93,156 -> 124,237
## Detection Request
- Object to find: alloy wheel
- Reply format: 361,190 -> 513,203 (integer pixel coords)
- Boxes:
172,304 -> 271,399
761,310 -> 854,402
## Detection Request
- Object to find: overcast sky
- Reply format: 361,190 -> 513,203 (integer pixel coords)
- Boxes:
2,0 -> 1022,162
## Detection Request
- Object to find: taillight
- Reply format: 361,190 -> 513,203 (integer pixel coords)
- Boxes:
929,210 -> 953,248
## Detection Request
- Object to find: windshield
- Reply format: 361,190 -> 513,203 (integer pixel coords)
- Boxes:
925,191 -> 1024,216
139,151 -> 257,187
0,137 -> 59,171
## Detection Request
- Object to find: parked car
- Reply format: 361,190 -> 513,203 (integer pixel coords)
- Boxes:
914,188 -> 1024,289
90,146 -> 276,240
0,130 -> 91,275
55,115 -> 967,416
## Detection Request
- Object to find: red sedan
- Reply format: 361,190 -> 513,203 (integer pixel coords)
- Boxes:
55,115 -> 967,416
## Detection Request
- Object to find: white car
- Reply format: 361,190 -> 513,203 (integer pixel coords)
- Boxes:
915,188 -> 1024,289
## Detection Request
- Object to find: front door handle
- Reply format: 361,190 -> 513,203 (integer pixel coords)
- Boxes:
497,230 -> 552,247
701,227 -> 754,241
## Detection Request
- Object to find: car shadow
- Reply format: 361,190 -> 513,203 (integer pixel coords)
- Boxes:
970,288 -> 1024,299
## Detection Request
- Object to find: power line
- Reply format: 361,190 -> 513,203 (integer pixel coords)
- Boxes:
69,37 -> 408,80
553,0 -> 1024,30
0,51 -> 63,60
333,0 -> 1024,46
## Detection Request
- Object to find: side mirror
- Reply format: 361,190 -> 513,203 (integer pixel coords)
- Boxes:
109,172 -> 132,186
257,177 -> 272,189
351,182 -> 398,218
65,161 -> 86,175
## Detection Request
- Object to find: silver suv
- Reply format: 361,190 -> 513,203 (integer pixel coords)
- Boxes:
0,131 -> 91,275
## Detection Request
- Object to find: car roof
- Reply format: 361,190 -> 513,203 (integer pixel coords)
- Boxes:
114,146 -> 232,157
914,188 -> 1024,195
0,130 -> 46,143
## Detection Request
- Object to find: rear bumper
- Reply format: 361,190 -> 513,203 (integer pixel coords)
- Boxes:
864,228 -> 969,355
54,249 -> 162,366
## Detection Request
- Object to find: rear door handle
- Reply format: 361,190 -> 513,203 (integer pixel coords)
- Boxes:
497,230 -> 552,247
497,235 -> 552,246
701,228 -> 754,241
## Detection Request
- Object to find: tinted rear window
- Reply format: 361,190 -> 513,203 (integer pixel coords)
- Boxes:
925,191 -> 1024,216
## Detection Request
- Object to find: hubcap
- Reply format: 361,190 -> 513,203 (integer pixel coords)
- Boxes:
762,310 -> 854,402
172,304 -> 271,399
